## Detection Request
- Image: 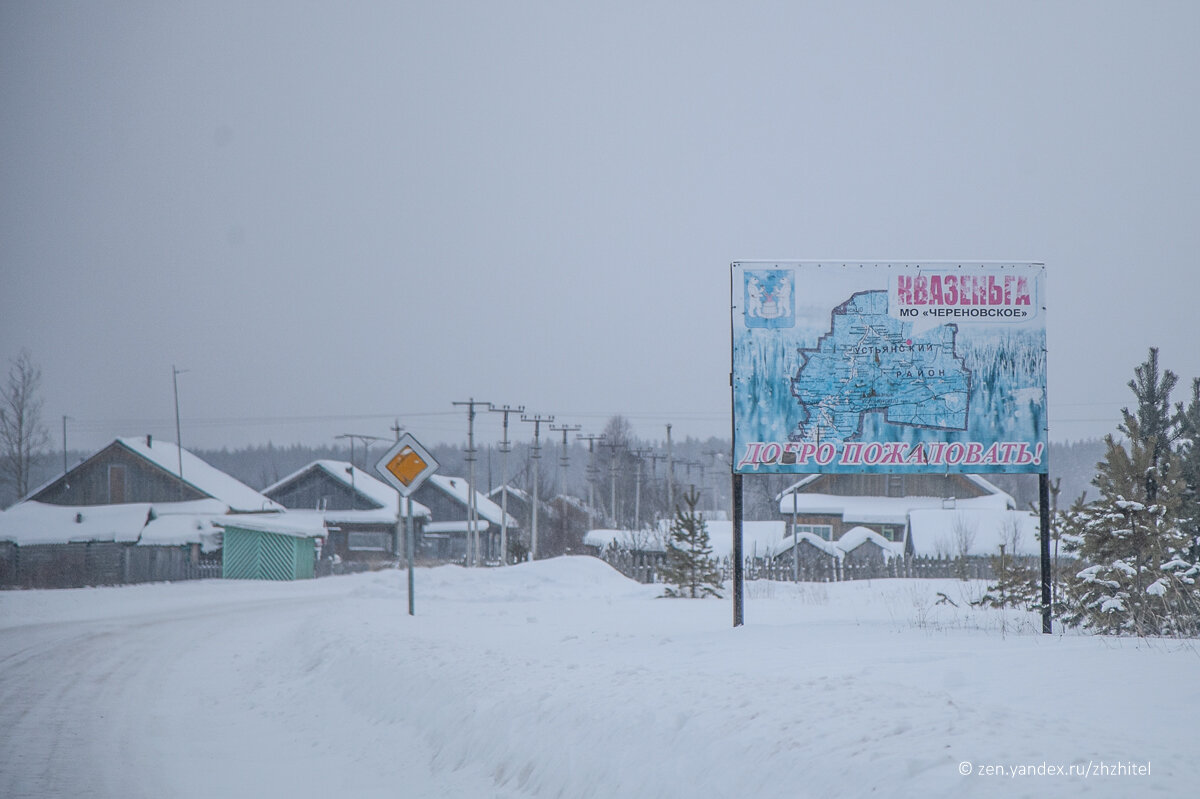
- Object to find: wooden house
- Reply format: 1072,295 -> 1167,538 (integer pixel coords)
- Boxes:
263,460 -> 431,564
411,475 -> 519,562
29,435 -> 280,512
485,484 -> 534,532
1,437 -> 285,588
777,472 -> 1014,555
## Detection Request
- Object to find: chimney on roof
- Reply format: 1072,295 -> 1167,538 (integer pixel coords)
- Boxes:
146,434 -> 153,448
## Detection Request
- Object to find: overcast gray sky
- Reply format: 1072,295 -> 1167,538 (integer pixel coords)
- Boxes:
3,1 -> 1199,453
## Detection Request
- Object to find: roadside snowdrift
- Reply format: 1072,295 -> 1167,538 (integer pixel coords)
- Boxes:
2,557 -> 1194,798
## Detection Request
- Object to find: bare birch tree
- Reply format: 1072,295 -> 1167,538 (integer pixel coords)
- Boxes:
0,350 -> 50,501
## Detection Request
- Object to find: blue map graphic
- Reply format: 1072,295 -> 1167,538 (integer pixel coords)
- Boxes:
791,291 -> 971,441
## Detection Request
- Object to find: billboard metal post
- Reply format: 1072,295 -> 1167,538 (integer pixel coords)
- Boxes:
732,473 -> 744,627
1040,472 -> 1052,634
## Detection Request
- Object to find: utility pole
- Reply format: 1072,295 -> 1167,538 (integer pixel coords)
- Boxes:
549,423 -> 581,546
489,403 -> 524,565
577,433 -> 606,533
643,451 -> 668,523
665,423 -> 675,514
599,439 -> 624,526
61,415 -> 72,477
172,365 -> 188,501
703,449 -> 725,514
351,434 -> 384,468
453,398 -> 490,566
630,448 -> 654,530
336,433 -> 384,509
521,413 -> 553,561
390,419 -> 404,442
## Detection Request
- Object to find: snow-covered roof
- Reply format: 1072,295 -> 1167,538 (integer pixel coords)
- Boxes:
140,508 -> 226,552
705,521 -> 789,559
0,499 -> 227,547
835,526 -> 903,560
583,528 -> 667,553
264,460 -> 431,519
213,513 -> 327,538
777,490 -> 1012,521
776,473 -> 1015,513
775,475 -> 821,499
771,526 -> 906,561
116,437 -> 281,512
907,509 -> 1041,558
424,520 -> 491,535
788,531 -> 845,559
427,475 -> 519,528
486,484 -> 530,503
960,474 -> 1014,500
584,520 -> 789,560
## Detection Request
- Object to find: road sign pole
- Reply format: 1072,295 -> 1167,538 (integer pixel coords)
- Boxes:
407,497 -> 415,616
374,433 -> 440,618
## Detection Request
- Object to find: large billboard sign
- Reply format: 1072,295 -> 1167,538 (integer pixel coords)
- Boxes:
732,262 -> 1047,475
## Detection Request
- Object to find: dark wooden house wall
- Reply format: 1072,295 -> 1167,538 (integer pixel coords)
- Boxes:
323,523 -> 400,562
267,470 -> 380,512
780,514 -> 907,546
841,540 -> 890,568
32,443 -> 206,506
410,483 -> 467,522
798,473 -> 990,500
493,491 -> 531,530
265,471 -> 404,563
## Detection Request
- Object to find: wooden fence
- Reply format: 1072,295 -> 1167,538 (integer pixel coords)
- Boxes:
0,542 -> 220,589
600,549 -> 1030,585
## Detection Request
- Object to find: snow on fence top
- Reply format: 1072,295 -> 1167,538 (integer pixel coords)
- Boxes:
0,499 -> 228,547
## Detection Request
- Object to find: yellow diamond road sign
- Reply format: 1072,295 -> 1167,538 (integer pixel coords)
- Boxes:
375,433 -> 439,497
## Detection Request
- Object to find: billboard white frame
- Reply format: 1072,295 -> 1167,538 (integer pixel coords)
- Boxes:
731,261 -> 1047,475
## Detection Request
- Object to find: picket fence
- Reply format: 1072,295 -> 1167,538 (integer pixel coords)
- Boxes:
599,549 -> 1019,585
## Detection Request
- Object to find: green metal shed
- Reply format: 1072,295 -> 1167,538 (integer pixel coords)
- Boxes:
217,515 -> 324,580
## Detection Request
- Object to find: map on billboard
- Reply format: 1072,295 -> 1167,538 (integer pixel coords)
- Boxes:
732,262 -> 1047,475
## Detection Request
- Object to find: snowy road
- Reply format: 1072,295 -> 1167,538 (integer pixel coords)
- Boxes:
2,559 -> 1196,798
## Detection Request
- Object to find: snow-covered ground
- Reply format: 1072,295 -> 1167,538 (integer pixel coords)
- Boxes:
1,557 -> 1194,798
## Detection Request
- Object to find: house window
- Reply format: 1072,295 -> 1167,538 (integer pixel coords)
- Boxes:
793,524 -> 833,541
108,465 -> 126,503
880,526 -> 900,542
347,532 -> 390,552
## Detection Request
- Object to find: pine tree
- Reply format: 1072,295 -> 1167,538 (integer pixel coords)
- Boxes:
1062,350 -> 1200,636
974,545 -> 1038,610
660,487 -> 723,599
1176,378 -> 1200,563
